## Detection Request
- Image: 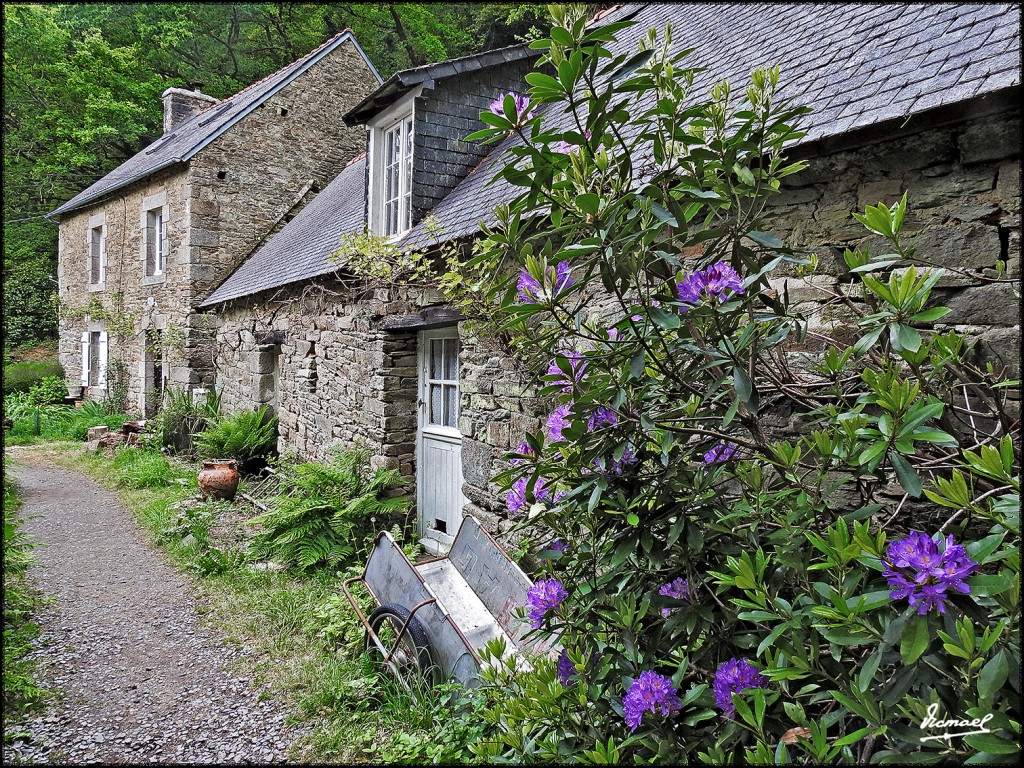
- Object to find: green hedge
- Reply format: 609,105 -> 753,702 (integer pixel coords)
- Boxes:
3,361 -> 64,396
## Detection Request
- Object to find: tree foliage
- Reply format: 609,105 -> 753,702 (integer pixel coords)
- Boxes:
2,1 -> 567,350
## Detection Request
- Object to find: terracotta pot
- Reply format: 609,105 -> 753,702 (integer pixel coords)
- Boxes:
198,459 -> 240,502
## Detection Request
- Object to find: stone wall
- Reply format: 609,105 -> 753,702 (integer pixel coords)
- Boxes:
57,38 -> 378,411
213,109 -> 1020,543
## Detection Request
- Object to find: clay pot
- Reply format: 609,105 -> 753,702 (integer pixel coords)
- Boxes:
198,459 -> 240,502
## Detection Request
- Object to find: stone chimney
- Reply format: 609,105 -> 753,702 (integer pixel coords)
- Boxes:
161,87 -> 220,133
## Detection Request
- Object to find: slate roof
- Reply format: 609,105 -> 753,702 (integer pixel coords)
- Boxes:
205,2 -> 1021,304
202,155 -> 367,305
401,2 -> 1021,247
49,30 -> 381,219
344,43 -> 535,125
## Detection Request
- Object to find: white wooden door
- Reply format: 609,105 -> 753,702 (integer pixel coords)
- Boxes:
417,328 -> 466,552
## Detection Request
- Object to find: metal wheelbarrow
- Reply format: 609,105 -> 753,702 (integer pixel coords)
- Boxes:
343,515 -> 549,688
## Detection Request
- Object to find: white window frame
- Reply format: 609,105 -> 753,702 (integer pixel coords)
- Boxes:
367,87 -> 421,239
141,191 -> 169,283
80,325 -> 108,390
87,212 -> 105,290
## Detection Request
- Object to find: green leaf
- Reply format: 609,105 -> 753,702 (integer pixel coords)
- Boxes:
977,651 -> 1009,701
858,649 -> 883,692
900,613 -> 930,664
890,452 -> 923,497
549,26 -> 573,46
969,574 -> 1015,597
576,192 -> 600,216
747,231 -> 785,249
962,732 -> 1020,755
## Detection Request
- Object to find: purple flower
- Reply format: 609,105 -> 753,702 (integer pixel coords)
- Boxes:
557,649 -> 576,685
882,531 -> 978,615
594,446 -> 638,475
659,577 -> 690,617
489,91 -> 535,122
508,440 -> 535,467
631,299 -> 662,322
676,261 -> 745,310
546,404 -> 573,443
517,261 -> 575,303
622,671 -> 681,732
586,405 -> 618,431
702,442 -> 738,465
713,658 -> 768,718
506,475 -> 551,515
525,579 -> 568,628
546,352 -> 588,391
548,538 -> 568,553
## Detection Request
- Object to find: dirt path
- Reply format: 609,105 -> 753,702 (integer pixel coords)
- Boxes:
3,448 -> 305,764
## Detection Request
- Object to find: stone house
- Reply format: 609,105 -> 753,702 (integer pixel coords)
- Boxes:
49,30 -> 381,415
199,3 -> 1021,552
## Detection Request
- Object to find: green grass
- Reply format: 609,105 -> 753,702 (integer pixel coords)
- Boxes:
2,464 -> 50,724
49,444 -> 486,763
3,397 -> 131,446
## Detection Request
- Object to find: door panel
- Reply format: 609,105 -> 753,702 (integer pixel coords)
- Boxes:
417,328 -> 465,550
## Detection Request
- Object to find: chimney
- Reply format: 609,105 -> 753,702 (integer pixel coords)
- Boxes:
161,87 -> 220,133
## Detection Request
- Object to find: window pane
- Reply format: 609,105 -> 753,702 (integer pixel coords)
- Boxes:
431,339 -> 443,379
444,384 -> 458,427
429,383 -> 442,425
443,338 -> 458,380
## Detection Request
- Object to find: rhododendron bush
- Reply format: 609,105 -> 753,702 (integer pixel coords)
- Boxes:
459,6 -> 1019,764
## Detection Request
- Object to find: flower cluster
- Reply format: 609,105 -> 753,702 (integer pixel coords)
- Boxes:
713,658 -> 768,718
506,475 -> 552,515
547,538 -> 568,553
489,91 -> 535,122
702,442 -> 738,465
622,671 -> 681,732
658,577 -> 690,617
546,351 -> 588,391
883,531 -> 978,615
676,261 -> 745,309
593,446 -> 638,475
587,405 -> 618,431
546,404 -> 573,443
517,260 -> 574,303
525,579 -> 568,629
557,649 -> 577,685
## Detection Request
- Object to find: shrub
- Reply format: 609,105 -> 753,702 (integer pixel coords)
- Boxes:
194,405 -> 278,469
248,445 -> 410,570
153,386 -> 221,455
459,9 -> 1019,765
2,360 -> 63,395
26,375 -> 68,406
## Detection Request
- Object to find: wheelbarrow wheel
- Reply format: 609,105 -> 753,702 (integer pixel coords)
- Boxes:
365,603 -> 435,685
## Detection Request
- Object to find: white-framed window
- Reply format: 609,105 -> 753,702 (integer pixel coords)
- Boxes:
141,191 -> 168,281
80,328 -> 108,388
88,213 -> 105,287
145,207 -> 166,276
368,87 -> 420,238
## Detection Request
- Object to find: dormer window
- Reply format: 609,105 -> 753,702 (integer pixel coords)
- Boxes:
381,115 -> 413,237
368,87 -> 420,239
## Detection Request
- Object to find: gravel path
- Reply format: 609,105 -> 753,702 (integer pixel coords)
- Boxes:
3,448 -> 306,764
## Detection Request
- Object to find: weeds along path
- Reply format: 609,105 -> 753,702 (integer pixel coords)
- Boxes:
3,447 -> 302,764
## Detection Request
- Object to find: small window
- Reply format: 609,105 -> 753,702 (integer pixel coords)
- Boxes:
144,207 -> 167,276
89,225 -> 105,285
375,113 -> 414,237
425,336 -> 459,428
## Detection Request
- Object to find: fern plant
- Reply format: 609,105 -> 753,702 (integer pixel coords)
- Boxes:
194,405 -> 277,467
247,445 -> 409,570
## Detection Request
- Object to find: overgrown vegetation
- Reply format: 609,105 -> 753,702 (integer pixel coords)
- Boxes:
152,386 -> 222,455
2,468 -> 49,721
248,446 -> 410,570
194,406 -> 278,470
3,395 -> 130,445
451,7 -> 1021,764
3,361 -> 64,396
